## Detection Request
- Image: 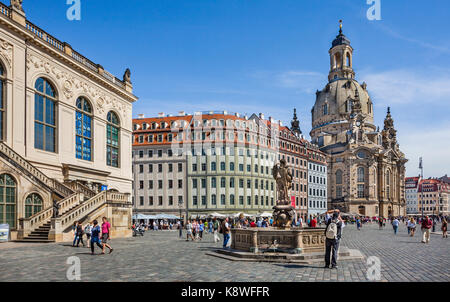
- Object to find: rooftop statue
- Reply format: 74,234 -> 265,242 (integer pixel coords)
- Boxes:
10,0 -> 24,12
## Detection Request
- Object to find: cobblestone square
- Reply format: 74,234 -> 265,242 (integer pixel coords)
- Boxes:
0,223 -> 448,282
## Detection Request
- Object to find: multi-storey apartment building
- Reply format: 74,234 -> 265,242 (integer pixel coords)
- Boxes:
133,111 -> 278,218
133,110 -> 329,220
405,177 -> 420,214
0,2 -> 137,241
132,113 -> 191,216
307,143 -> 327,218
417,178 -> 449,216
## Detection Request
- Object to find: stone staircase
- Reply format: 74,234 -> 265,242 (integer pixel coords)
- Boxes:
0,142 -> 74,198
20,221 -> 53,243
0,141 -> 131,243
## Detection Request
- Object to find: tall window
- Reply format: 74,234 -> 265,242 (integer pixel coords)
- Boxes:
106,111 -> 120,167
35,78 -> 57,152
386,171 -> 391,198
25,193 -> 43,218
0,63 -> 5,141
75,97 -> 92,161
323,103 -> 328,115
357,167 -> 365,198
0,174 -> 16,228
335,169 -> 343,185
357,167 -> 365,182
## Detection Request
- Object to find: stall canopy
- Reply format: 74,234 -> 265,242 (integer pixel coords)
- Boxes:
133,214 -> 180,220
259,212 -> 273,217
209,212 -> 226,218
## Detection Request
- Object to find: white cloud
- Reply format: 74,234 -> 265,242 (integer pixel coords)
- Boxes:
360,69 -> 450,106
400,123 -> 450,178
275,70 -> 325,93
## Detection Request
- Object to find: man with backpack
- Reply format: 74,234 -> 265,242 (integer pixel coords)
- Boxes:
324,210 -> 344,269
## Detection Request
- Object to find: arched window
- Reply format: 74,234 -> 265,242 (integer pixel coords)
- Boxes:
0,63 -> 6,141
25,193 -> 43,218
336,169 -> 343,185
75,97 -> 93,161
386,171 -> 391,198
0,174 -> 16,228
346,52 -> 351,67
357,167 -> 365,182
35,78 -> 57,152
346,99 -> 353,113
106,111 -> 120,167
323,103 -> 328,115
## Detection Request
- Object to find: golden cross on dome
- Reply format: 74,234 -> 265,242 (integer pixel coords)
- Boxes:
339,20 -> 343,33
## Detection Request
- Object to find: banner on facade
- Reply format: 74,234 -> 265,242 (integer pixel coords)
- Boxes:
0,224 -> 10,242
291,196 -> 296,208
101,185 -> 108,191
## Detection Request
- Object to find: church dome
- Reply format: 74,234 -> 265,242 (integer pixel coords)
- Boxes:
311,79 -> 373,129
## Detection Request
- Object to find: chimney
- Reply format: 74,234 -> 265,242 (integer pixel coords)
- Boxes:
178,111 -> 185,116
259,113 -> 265,120
269,117 -> 274,123
158,112 -> 165,117
137,114 -> 145,119
235,112 -> 240,118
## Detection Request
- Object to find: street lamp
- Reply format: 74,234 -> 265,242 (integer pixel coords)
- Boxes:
419,157 -> 424,220
178,199 -> 183,238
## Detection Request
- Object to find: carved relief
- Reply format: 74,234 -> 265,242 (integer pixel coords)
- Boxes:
26,53 -> 129,119
0,39 -> 13,69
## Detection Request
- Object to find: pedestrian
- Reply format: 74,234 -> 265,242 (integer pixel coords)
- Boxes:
408,218 -> 416,237
392,217 -> 399,235
324,210 -> 344,269
442,218 -> 448,238
378,217 -> 383,229
204,220 -> 208,234
84,222 -> 92,248
311,217 -> 317,228
213,218 -> 220,243
209,219 -> 213,234
72,222 -> 78,247
421,215 -> 433,244
356,217 -> 361,230
186,220 -> 195,241
221,217 -> 231,248
75,221 -> 85,247
191,220 -> 197,239
101,217 -> 113,254
90,220 -> 103,255
198,220 -> 204,240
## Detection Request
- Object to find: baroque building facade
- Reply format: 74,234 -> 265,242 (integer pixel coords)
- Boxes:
309,24 -> 407,217
0,1 -> 137,241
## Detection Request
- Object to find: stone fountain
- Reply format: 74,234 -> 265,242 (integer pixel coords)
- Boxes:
207,159 -> 363,263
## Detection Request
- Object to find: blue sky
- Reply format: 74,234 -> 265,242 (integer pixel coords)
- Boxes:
21,0 -> 450,178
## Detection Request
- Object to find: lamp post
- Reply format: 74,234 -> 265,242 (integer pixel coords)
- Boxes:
178,199 -> 183,238
419,157 -> 424,220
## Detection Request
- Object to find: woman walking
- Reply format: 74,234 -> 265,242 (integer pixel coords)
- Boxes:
408,218 -> 416,237
186,220 -> 195,241
442,219 -> 448,238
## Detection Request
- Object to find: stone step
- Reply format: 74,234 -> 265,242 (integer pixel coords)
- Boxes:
14,239 -> 54,243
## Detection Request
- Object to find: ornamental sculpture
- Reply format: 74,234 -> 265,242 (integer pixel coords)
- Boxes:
272,159 -> 292,205
10,0 -> 24,12
272,159 -> 295,229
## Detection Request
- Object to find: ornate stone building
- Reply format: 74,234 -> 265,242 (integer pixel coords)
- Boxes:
309,24 -> 407,217
0,1 -> 137,241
